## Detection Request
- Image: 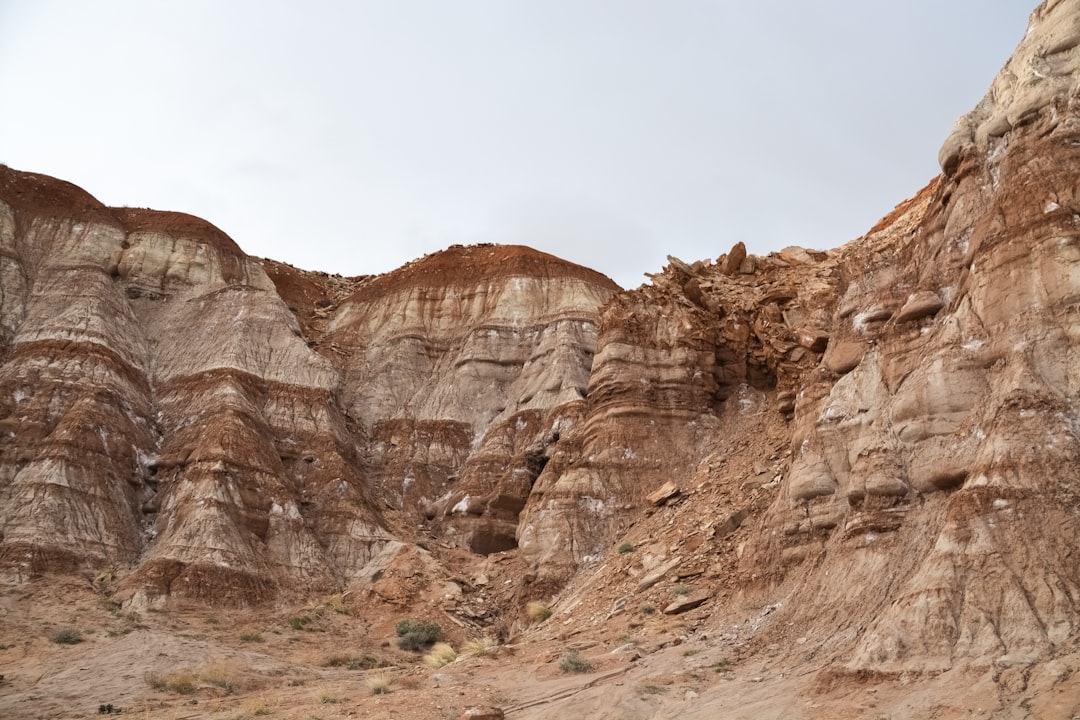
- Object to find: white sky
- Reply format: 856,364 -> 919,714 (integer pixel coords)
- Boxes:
0,1 -> 1033,289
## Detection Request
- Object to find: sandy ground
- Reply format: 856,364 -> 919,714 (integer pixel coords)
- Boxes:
2,575 -> 1079,720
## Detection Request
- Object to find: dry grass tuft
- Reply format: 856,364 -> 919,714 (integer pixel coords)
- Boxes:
462,636 -> 500,657
559,650 -> 592,674
50,627 -> 83,644
146,669 -> 199,694
200,661 -> 245,694
423,642 -> 457,668
233,694 -> 272,718
526,601 -> 552,623
366,672 -> 393,695
145,660 -> 254,696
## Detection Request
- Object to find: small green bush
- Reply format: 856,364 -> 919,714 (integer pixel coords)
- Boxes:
641,604 -> 656,615
617,542 -> 635,554
559,650 -> 592,674
395,619 -> 441,651
51,627 -> 83,645
288,615 -> 311,631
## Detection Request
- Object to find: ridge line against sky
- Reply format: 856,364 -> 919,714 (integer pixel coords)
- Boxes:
0,1 -> 1033,288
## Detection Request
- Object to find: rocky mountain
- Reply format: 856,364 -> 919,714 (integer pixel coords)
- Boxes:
3,1 -> 1080,717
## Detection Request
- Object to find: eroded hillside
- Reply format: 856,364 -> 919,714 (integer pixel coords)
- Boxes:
3,1 -> 1080,718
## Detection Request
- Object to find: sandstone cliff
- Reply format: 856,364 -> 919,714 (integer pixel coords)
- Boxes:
2,1 -> 1080,716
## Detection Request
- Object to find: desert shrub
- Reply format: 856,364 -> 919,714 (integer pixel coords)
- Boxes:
239,632 -> 264,643
671,584 -> 690,597
558,650 -> 592,674
322,654 -> 381,670
200,661 -> 243,693
288,615 -> 311,631
462,636 -> 499,657
618,542 -> 635,554
423,642 -> 457,668
322,593 -> 351,615
348,655 -> 381,670
152,670 -> 198,694
395,619 -> 441,651
51,627 -> 83,644
525,601 -> 552,624
641,604 -> 656,615
367,672 -> 393,695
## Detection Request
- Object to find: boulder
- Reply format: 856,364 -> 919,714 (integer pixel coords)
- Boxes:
894,290 -> 944,323
646,481 -> 680,506
663,593 -> 709,615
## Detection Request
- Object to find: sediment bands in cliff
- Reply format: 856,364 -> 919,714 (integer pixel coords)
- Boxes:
2,0 -> 1080,690
0,169 -> 619,604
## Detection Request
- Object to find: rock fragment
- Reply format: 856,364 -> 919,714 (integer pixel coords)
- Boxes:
663,593 -> 709,615
646,481 -> 681,506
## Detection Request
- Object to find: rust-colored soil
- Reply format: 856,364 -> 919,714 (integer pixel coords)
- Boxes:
344,244 -> 621,304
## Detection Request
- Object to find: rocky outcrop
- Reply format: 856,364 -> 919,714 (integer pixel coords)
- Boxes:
0,175 -> 617,604
0,172 -> 396,604
514,243 -> 844,588
741,0 -> 1080,676
518,0 -> 1080,681
2,3 -> 1080,705
321,244 -> 617,538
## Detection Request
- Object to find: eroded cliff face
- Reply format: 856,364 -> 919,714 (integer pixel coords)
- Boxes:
754,0 -> 1080,675
515,0 -> 1080,681
0,174 -> 617,606
2,0 -> 1080,702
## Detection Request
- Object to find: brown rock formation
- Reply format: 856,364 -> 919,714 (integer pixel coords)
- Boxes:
0,176 -> 617,606
2,3 -> 1080,716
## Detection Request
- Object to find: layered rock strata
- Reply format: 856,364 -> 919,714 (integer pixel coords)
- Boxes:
2,0 -> 1079,691
0,176 -> 619,604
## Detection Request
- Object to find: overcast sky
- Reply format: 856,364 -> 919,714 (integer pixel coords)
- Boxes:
0,2 -> 1033,289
